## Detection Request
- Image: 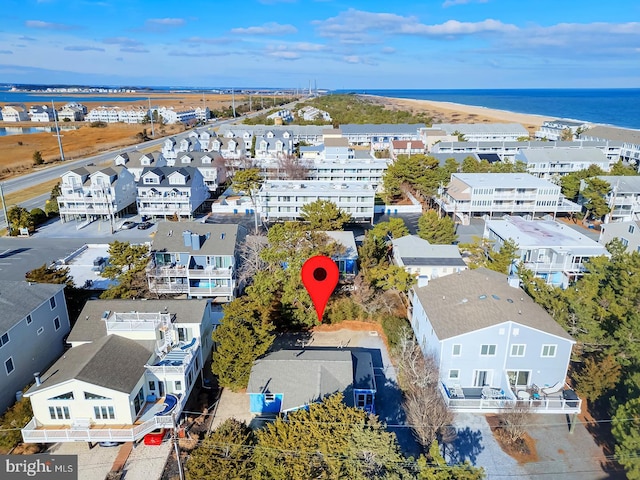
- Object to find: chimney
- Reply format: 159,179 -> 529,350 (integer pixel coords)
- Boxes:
182,230 -> 192,247
34,372 -> 41,387
191,233 -> 201,251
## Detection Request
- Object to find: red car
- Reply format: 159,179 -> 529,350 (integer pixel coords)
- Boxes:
143,428 -> 168,445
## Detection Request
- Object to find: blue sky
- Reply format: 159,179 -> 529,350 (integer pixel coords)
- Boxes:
1,0 -> 639,89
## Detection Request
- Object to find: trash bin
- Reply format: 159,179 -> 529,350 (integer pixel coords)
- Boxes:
562,389 -> 579,407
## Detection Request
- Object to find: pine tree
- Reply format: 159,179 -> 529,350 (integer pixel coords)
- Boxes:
417,210 -> 458,245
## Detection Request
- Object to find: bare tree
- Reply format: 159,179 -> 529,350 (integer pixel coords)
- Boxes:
276,154 -> 309,180
396,328 -> 453,451
237,233 -> 268,285
498,403 -> 533,446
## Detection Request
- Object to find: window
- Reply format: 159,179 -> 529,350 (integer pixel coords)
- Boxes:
448,369 -> 460,380
630,225 -> 635,234
5,357 -> 14,375
541,345 -> 557,357
510,345 -> 526,357
53,317 -> 61,331
26,315 -> 32,325
49,406 -> 70,420
84,392 -> 111,400
621,238 -> 629,247
452,344 -> 461,356
48,392 -> 74,400
49,297 -> 56,309
37,327 -> 44,335
175,380 -> 182,391
0,332 -> 8,347
480,344 -> 497,356
148,381 -> 156,391
93,406 -> 115,420
133,387 -> 144,414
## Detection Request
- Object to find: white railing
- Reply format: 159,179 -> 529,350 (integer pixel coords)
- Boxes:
188,267 -> 234,279
439,383 -> 582,414
21,414 -> 175,443
105,312 -> 173,332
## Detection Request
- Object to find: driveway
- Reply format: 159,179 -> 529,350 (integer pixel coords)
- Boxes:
447,412 -> 620,479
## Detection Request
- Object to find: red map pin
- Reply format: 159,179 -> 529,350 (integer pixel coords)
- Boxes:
301,255 -> 339,323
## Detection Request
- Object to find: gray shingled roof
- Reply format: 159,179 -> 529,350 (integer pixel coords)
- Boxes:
246,349 -> 375,411
67,299 -> 210,344
0,281 -> 65,332
580,125 -> 640,144
138,167 -> 194,187
340,123 -> 426,135
26,335 -> 154,395
597,176 -> 640,193
392,235 -> 464,263
412,268 -> 574,341
518,148 -> 607,164
152,222 -> 240,256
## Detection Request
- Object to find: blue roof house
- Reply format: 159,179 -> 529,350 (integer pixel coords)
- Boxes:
247,349 -> 376,415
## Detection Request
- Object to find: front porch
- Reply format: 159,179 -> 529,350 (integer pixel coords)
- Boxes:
440,383 -> 582,414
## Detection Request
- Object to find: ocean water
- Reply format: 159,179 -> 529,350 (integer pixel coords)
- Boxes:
342,89 -> 640,131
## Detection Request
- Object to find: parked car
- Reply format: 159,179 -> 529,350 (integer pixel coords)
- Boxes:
121,221 -> 136,230
137,221 -> 153,230
98,441 -> 122,447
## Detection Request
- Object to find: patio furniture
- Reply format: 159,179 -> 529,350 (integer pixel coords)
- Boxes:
481,386 -> 504,399
517,390 -> 530,400
449,384 -> 464,398
541,381 -> 565,396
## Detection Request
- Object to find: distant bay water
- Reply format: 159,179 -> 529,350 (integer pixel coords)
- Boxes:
341,89 -> 640,131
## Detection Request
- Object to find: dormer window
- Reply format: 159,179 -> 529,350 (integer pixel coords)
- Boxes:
143,176 -> 157,184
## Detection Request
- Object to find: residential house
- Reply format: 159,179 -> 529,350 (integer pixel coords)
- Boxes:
22,299 -> 217,444
391,235 -> 467,286
432,123 -> 529,142
247,349 -> 376,415
599,220 -> 640,253
258,180 -> 376,224
147,222 -> 241,301
584,176 -> 640,223
535,119 -> 591,141
58,103 -> 87,121
484,215 -> 610,288
580,125 -> 640,167
340,123 -> 426,148
86,106 -> 149,124
136,167 -> 209,220
217,124 -> 325,145
0,281 -> 69,414
254,131 -> 294,160
172,152 -> 226,192
419,128 -> 459,152
28,105 -> 56,122
321,231 -> 358,279
409,268 -> 581,414
266,109 -> 293,124
1,104 -> 29,122
297,106 -> 331,122
157,107 -> 201,125
389,140 -> 426,159
57,166 -> 137,224
434,173 -> 581,225
515,147 -> 611,179
209,137 -> 246,160
114,151 -> 167,182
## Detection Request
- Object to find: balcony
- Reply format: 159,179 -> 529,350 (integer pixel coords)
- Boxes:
439,383 -> 581,414
21,396 -> 178,444
105,312 -> 174,333
188,266 -> 234,279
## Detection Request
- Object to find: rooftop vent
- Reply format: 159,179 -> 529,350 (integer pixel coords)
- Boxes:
102,310 -> 110,319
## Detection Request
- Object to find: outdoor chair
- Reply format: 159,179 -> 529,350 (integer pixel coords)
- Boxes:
541,381 -> 564,396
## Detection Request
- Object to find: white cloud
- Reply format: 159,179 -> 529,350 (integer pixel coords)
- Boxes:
25,20 -> 78,30
267,50 -> 300,59
0,50 -> 13,54
146,18 -> 185,26
381,46 -> 396,54
182,36 -> 232,45
315,9 -> 516,39
103,37 -> 142,47
120,46 -> 149,53
231,22 -> 297,35
64,45 -> 105,52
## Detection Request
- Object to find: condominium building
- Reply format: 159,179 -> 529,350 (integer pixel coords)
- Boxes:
432,123 -> 529,142
258,180 -> 376,224
515,148 -> 610,179
434,173 -> 580,224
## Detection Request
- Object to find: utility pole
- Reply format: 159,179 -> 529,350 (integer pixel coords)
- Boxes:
249,94 -> 252,112
148,98 -> 155,138
0,183 -> 11,235
261,96 -> 264,110
51,101 -> 65,161
172,412 -> 184,480
232,89 -> 236,118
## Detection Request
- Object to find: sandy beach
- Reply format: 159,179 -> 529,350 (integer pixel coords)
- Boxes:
364,95 -> 547,135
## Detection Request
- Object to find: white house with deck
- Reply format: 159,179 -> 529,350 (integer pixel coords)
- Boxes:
484,215 -> 610,288
409,268 -> 581,418
22,299 -> 218,444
